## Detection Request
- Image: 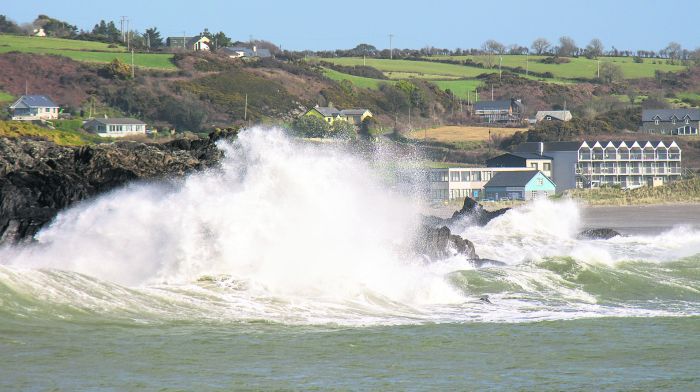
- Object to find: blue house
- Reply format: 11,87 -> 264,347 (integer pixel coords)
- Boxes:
484,171 -> 556,200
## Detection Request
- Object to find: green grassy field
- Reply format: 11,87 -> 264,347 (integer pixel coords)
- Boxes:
322,68 -> 383,89
318,58 -> 495,79
432,80 -> 483,99
0,120 -> 107,145
0,91 -> 14,103
0,34 -> 176,69
429,55 -> 686,79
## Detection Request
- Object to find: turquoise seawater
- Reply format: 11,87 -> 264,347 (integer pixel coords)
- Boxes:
2,316 -> 699,390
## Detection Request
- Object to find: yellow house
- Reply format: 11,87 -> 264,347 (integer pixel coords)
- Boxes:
303,105 -> 372,125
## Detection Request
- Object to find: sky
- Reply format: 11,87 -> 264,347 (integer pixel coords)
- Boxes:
4,0 -> 700,52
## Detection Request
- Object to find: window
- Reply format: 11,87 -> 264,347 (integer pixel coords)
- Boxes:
672,118 -> 676,124
530,163 -> 538,169
686,118 -> 690,124
461,171 -> 471,182
450,172 -> 461,182
543,163 -> 551,171
655,119 -> 659,125
536,178 -> 544,186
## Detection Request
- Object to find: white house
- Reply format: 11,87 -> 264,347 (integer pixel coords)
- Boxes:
83,118 -> 147,138
9,95 -> 60,121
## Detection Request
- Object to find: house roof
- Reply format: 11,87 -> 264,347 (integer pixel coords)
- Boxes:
474,100 -> 512,111
187,35 -> 210,46
312,106 -> 341,117
484,171 -> 545,188
340,109 -> 370,116
508,152 -> 553,160
642,109 -> 700,122
222,46 -> 272,58
514,141 -> 582,153
88,118 -> 146,125
535,110 -> 572,122
10,95 -> 58,109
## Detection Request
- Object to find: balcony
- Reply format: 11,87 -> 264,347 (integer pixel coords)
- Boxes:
630,153 -> 642,160
603,154 -> 618,160
619,153 -> 630,160
643,153 -> 655,160
669,168 -> 682,174
657,153 -> 668,160
629,167 -> 641,174
669,153 -> 681,160
592,153 -> 604,160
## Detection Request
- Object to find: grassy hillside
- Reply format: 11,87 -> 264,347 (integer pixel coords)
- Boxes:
0,34 -> 176,69
407,125 -> 525,143
318,58 -> 495,79
0,91 -> 14,103
567,177 -> 700,205
428,55 -> 687,80
323,68 -> 383,90
0,121 -> 106,145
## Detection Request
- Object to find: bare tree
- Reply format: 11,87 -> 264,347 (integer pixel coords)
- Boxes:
482,39 -> 505,54
662,42 -> 683,62
531,37 -> 550,55
599,62 -> 623,84
585,38 -> 604,58
558,36 -> 577,57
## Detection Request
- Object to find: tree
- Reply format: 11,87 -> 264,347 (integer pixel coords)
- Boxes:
292,115 -> 330,138
100,58 -> 132,79
34,15 -> 77,38
211,31 -> 231,50
557,36 -> 577,57
482,39 -> 505,54
599,62 -> 623,84
144,27 -> 163,49
351,43 -> 377,56
585,38 -> 604,58
330,120 -> 356,140
531,38 -> 550,55
662,42 -> 683,62
0,15 -> 22,34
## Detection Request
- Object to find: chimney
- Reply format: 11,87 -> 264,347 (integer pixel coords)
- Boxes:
539,142 -> 544,156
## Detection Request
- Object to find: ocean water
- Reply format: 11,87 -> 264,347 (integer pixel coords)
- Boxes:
1,128 -> 699,391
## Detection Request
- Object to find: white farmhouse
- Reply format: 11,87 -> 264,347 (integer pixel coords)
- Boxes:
83,118 -> 147,138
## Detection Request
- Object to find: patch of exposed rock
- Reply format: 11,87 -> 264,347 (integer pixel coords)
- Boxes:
0,131 -> 235,244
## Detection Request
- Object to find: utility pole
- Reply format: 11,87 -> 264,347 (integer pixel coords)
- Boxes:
389,34 -> 394,59
126,18 -> 130,51
526,52 -> 529,76
491,84 -> 494,100
408,104 -> 411,130
131,49 -> 135,78
597,59 -> 601,78
244,94 -> 248,121
147,33 -> 150,52
120,16 -> 128,43
25,80 -> 28,95
499,56 -> 503,80
183,31 -> 186,50
363,55 -> 366,66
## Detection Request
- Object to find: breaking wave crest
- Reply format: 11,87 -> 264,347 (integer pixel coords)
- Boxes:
1,127 -> 699,326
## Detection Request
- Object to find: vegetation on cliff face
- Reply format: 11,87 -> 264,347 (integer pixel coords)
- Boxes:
0,121 -> 105,145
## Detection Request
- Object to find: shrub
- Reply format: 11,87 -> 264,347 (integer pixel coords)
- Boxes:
292,115 -> 330,138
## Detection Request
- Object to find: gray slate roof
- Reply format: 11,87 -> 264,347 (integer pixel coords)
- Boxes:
89,118 -> 146,125
642,109 -> 700,122
223,46 -> 272,58
484,171 -> 541,187
313,106 -> 341,117
474,100 -> 512,111
508,152 -> 553,160
515,141 -> 583,153
10,95 -> 58,108
340,109 -> 368,115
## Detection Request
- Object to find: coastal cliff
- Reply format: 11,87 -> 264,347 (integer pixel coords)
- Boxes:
0,132 -> 234,243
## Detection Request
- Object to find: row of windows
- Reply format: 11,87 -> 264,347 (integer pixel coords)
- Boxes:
654,118 -> 692,125
530,162 -> 551,171
431,171 -> 494,183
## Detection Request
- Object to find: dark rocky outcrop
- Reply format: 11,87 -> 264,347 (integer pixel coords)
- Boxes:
0,131 -> 235,244
449,197 -> 510,226
577,228 -> 622,240
414,225 -> 478,261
